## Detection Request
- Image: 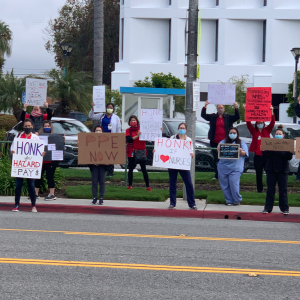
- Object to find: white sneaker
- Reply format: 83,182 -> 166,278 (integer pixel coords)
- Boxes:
45,194 -> 57,201
31,207 -> 38,213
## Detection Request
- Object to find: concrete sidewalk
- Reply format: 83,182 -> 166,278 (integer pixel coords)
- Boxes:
1,196 -> 300,223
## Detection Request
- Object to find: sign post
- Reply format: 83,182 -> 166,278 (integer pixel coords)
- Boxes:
193,81 -> 201,111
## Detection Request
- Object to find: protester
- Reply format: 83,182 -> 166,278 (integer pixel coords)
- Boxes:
246,105 -> 275,192
262,125 -> 293,215
11,119 -> 45,212
21,102 -> 53,134
201,101 -> 240,179
126,115 -> 151,191
294,95 -> 300,182
217,127 -> 248,206
165,122 -> 197,210
35,120 -> 58,201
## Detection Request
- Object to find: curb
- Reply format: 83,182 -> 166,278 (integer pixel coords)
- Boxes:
1,203 -> 299,223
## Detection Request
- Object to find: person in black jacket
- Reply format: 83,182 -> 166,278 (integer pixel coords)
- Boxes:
201,100 -> 240,179
294,96 -> 300,181
262,125 -> 293,215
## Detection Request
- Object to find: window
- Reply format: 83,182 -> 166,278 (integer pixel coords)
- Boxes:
169,0 -> 172,5
262,20 -> 266,62
162,123 -> 171,137
52,121 -> 90,135
216,0 -> 219,6
215,20 -> 219,62
121,18 -> 124,60
264,0 -> 267,6
168,19 -> 172,61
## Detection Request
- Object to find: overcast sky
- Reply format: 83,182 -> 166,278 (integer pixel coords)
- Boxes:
1,0 -> 66,76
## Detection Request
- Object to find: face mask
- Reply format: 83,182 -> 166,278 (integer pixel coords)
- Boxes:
130,121 -> 137,127
257,124 -> 264,129
229,133 -> 237,140
43,128 -> 51,133
24,127 -> 33,134
275,135 -> 283,139
95,130 -> 102,133
107,108 -> 113,114
178,129 -> 186,135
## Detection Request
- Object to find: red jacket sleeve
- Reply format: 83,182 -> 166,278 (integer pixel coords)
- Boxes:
265,114 -> 275,134
246,121 -> 255,135
25,113 -> 29,119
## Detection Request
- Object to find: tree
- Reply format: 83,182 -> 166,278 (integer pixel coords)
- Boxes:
47,69 -> 94,117
286,71 -> 300,117
44,0 -> 119,86
0,21 -> 13,73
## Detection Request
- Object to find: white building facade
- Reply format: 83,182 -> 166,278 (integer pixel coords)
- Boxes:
112,0 -> 300,119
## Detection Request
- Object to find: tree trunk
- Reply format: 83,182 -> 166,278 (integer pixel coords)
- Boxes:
94,0 -> 104,85
58,99 -> 71,118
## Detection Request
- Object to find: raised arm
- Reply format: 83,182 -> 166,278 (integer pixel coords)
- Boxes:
201,101 -> 212,122
265,106 -> 275,133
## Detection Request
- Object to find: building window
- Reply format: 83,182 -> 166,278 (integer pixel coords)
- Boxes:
215,20 -> 219,62
122,0 -> 124,5
262,20 -> 266,62
168,19 -> 172,61
169,0 -> 172,5
216,0 -> 219,6
264,0 -> 267,6
121,18 -> 124,60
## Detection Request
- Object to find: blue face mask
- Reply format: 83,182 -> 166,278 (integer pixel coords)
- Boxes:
178,129 -> 186,135
43,128 -> 51,133
257,124 -> 264,129
229,133 -> 237,140
275,134 -> 283,139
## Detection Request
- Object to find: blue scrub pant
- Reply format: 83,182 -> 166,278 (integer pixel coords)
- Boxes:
218,169 -> 242,204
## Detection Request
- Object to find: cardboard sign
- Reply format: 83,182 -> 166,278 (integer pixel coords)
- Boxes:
39,134 -> 65,161
78,133 -> 126,164
25,78 -> 47,106
245,87 -> 272,122
218,144 -> 240,159
93,86 -> 106,113
11,138 -> 44,179
261,138 -> 294,152
208,84 -> 236,105
139,109 -> 163,141
296,138 -> 300,159
153,137 -> 193,170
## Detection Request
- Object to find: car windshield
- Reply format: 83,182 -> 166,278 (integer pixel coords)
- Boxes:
52,121 -> 90,135
167,121 -> 209,137
271,125 -> 300,139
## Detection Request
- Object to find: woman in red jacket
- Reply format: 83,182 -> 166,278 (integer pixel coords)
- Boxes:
126,115 -> 151,191
246,105 -> 275,193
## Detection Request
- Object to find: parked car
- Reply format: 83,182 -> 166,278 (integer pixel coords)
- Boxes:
5,117 -> 91,167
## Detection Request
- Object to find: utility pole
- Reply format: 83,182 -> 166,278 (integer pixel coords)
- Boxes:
184,0 -> 198,197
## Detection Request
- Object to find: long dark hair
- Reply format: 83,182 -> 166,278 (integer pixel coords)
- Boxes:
128,115 -> 140,126
225,127 -> 241,145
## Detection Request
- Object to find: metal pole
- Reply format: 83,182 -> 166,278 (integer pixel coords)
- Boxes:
184,0 -> 198,199
294,56 -> 299,124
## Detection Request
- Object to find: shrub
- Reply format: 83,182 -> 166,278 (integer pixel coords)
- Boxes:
84,120 -> 93,131
0,114 -> 18,131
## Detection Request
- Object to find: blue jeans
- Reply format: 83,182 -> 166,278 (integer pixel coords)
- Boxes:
15,178 -> 36,207
168,169 -> 195,207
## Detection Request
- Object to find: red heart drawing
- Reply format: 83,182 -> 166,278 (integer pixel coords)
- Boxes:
160,155 -> 170,163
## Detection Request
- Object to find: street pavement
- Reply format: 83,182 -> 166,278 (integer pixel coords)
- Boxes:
0,212 -> 299,299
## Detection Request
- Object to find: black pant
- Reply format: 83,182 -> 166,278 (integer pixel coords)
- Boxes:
89,165 -> 106,198
210,141 -> 219,179
15,178 -> 36,207
254,154 -> 266,193
265,171 -> 289,212
128,157 -> 149,187
35,163 -> 57,189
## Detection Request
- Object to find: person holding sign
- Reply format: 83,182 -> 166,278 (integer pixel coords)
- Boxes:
217,128 -> 248,206
126,116 -> 151,191
11,119 -> 45,212
262,125 -> 293,215
201,101 -> 240,180
21,102 -> 53,134
245,105 -> 275,193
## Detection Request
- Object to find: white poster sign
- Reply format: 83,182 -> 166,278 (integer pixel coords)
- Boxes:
193,81 -> 201,111
208,84 -> 236,105
25,78 -> 47,106
140,109 -> 163,141
52,150 -> 64,161
153,137 -> 193,170
93,86 -> 106,113
11,138 -> 44,179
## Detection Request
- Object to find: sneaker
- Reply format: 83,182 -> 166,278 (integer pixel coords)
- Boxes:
31,206 -> 38,213
99,198 -> 104,205
262,209 -> 269,214
225,203 -> 232,206
92,198 -> 97,204
233,203 -> 240,206
212,177 -> 217,180
127,186 -> 133,190
283,211 -> 289,215
12,205 -> 19,212
146,187 -> 152,192
190,206 -> 198,210
168,205 -> 175,209
44,194 -> 56,201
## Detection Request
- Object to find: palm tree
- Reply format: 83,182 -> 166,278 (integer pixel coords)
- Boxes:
0,21 -> 12,73
94,0 -> 104,85
47,69 -> 94,117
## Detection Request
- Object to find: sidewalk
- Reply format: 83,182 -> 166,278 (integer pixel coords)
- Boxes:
0,196 -> 299,223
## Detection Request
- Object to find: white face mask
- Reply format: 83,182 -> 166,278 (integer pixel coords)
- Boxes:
107,108 -> 113,114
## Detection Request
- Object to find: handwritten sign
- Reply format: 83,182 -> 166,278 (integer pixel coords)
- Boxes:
78,133 -> 126,164
153,137 -> 193,170
139,109 -> 163,141
25,78 -> 47,106
39,134 -> 65,161
296,138 -> 300,159
52,150 -> 63,161
218,144 -> 239,159
245,87 -> 272,122
11,138 -> 44,179
261,138 -> 294,152
93,86 -> 106,113
208,84 -> 236,105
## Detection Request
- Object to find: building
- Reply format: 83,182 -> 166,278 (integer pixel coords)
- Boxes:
111,0 -> 300,121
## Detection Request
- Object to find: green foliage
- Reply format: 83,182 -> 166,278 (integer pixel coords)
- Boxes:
39,167 -> 65,192
0,21 -> 12,72
286,71 -> 300,117
0,114 -> 18,131
84,120 -> 93,131
106,88 -> 122,117
0,129 -> 6,140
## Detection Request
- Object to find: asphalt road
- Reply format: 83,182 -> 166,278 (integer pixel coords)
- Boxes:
0,212 -> 300,300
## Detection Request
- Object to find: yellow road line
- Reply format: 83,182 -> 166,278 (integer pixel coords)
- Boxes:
0,228 -> 300,245
0,258 -> 299,277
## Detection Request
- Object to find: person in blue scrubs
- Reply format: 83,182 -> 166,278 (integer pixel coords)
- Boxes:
217,127 -> 248,206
